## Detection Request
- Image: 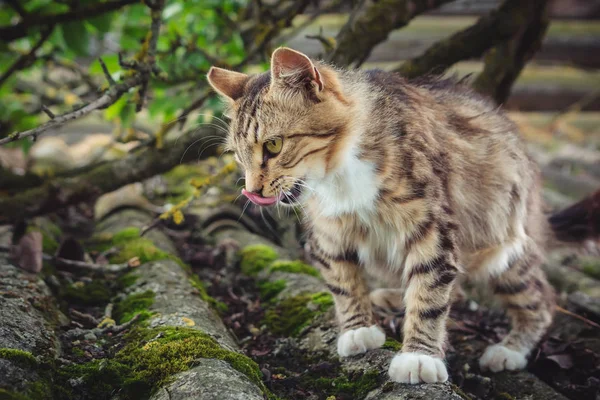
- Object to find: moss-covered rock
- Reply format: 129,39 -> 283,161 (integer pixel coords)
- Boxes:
62,280 -> 112,306
113,290 -> 155,324
239,245 -> 278,276
268,260 -> 320,277
382,338 -> 402,352
0,349 -> 38,369
57,326 -> 271,400
263,292 -> 334,337
189,275 -> 228,314
258,279 -> 287,302
302,369 -> 381,399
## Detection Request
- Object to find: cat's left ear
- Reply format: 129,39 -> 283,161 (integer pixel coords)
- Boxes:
270,47 -> 324,93
207,67 -> 249,102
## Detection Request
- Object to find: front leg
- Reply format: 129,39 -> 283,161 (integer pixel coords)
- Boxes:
309,241 -> 385,357
389,222 -> 459,384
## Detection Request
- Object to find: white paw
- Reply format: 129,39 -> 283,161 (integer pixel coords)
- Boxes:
388,352 -> 448,384
337,325 -> 385,357
479,344 -> 527,373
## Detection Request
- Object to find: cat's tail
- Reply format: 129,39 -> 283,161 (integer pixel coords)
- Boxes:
548,188 -> 600,254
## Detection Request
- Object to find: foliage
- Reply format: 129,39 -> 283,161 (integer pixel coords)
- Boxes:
0,0 -> 247,145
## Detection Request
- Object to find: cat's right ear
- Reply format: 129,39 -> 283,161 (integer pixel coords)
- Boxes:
207,67 -> 248,102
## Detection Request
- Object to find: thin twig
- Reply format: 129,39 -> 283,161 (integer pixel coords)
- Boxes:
70,309 -> 100,326
0,27 -> 53,89
0,74 -> 143,146
45,254 -> 130,274
41,104 -> 55,119
98,57 -> 116,86
0,0 -> 138,43
556,305 -> 600,329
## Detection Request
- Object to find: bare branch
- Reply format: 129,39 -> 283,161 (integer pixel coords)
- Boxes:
0,126 -> 222,223
40,104 -> 55,119
326,0 -> 455,68
0,0 -> 138,43
98,57 -> 116,86
0,74 -> 143,146
0,27 -> 53,89
473,0 -> 551,104
394,0 -> 529,78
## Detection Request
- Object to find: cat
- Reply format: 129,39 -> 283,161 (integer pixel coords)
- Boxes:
206,47 -> 588,384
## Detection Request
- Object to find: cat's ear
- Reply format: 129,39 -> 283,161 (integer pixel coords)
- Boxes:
207,67 -> 249,102
270,47 -> 324,92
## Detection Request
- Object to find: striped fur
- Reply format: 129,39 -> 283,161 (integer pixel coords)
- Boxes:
207,47 -> 555,384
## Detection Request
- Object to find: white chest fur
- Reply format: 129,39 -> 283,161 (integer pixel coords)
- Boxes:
306,145 -> 406,270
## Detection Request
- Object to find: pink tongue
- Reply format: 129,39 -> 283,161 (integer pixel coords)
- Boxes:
242,189 -> 281,206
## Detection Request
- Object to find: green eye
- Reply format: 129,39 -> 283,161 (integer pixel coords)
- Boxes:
265,137 -> 283,155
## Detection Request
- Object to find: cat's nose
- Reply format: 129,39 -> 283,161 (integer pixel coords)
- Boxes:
246,187 -> 263,197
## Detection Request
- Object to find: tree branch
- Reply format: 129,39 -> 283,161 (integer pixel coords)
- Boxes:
0,0 -> 139,43
326,0 -> 455,68
0,74 -> 143,146
0,126 -> 222,223
0,27 -> 53,89
394,0 -> 529,78
473,0 -> 551,104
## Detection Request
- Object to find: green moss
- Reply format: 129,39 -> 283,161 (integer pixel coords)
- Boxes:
268,260 -> 320,277
114,290 -> 155,324
303,370 -> 380,399
451,383 -> 471,400
0,348 -> 38,368
263,292 -> 333,336
88,227 -> 187,271
162,164 -> 214,203
0,389 -> 30,400
189,275 -> 228,314
0,350 -> 53,400
382,338 -> 403,352
118,272 -> 139,288
495,392 -> 516,400
239,245 -> 278,276
63,280 -> 112,306
258,279 -> 287,302
112,227 -> 143,244
581,258 -> 600,279
58,359 -> 139,400
58,326 -> 273,399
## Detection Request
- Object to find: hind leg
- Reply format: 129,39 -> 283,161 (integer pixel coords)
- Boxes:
479,245 -> 555,372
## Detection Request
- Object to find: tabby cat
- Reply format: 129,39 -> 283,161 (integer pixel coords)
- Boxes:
207,47 -> 567,384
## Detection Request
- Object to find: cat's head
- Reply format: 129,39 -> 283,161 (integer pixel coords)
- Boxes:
207,47 -> 352,206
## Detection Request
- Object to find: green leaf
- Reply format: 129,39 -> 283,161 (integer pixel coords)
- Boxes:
61,21 -> 90,56
90,55 -> 120,77
88,12 -> 114,33
105,95 -> 129,121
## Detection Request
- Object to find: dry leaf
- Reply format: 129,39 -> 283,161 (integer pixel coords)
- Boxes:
128,257 -> 141,268
10,231 -> 43,273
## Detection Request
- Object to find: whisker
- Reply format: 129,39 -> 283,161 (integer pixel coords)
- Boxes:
239,199 -> 251,222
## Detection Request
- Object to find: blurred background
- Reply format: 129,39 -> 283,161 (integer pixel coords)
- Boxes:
0,1 -> 599,400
